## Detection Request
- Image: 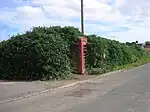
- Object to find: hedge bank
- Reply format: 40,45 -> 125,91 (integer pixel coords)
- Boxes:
0,26 -> 148,80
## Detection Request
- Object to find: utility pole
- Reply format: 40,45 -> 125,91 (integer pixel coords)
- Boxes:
81,0 -> 84,35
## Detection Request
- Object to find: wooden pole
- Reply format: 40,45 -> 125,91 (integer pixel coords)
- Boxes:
81,0 -> 84,35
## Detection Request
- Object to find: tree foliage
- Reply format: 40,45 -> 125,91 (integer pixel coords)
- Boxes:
85,35 -> 145,74
0,26 -> 146,80
0,28 -> 72,80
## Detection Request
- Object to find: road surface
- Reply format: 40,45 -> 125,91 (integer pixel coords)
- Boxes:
1,64 -> 150,112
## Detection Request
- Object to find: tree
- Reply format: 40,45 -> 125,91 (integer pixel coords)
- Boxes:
145,41 -> 150,45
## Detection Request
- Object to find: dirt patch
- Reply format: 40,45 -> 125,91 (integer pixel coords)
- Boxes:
65,88 -> 97,97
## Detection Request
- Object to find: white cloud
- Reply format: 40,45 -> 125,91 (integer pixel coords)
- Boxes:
107,27 -> 150,43
111,0 -> 150,42
0,0 -> 150,42
117,0 -> 150,18
15,6 -> 44,20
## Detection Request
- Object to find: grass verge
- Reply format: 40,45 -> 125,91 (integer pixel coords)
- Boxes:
89,54 -> 150,75
114,55 -> 150,70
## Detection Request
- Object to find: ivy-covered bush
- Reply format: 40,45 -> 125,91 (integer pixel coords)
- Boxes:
24,26 -> 81,72
0,36 -> 40,80
85,34 -> 145,73
0,31 -> 72,80
34,33 -> 72,80
0,26 -> 146,80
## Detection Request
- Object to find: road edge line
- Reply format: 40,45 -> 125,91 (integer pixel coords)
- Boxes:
0,68 -> 138,104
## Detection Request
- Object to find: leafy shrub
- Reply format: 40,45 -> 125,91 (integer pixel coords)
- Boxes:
0,26 -> 147,80
85,34 -> 145,74
0,36 -> 40,80
34,33 -> 72,80
86,35 -> 109,70
25,26 -> 81,72
0,33 -> 72,80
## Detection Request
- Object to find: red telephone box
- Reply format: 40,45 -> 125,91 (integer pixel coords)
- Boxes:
78,37 -> 88,74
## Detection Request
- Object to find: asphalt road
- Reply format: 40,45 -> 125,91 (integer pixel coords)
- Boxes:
1,64 -> 150,112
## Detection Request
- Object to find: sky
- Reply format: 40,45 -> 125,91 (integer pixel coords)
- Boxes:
0,0 -> 150,42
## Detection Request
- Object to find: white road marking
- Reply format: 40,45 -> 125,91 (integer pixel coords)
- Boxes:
0,82 -> 26,85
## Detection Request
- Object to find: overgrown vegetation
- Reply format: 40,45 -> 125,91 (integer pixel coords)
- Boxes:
85,35 -> 147,74
0,26 -> 149,80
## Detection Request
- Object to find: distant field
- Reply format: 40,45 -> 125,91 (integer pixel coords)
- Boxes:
144,48 -> 150,51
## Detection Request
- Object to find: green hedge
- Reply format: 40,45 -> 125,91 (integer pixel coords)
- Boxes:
0,31 -> 72,80
0,37 -> 40,80
85,35 -> 146,74
25,26 -> 81,72
0,26 -> 147,80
